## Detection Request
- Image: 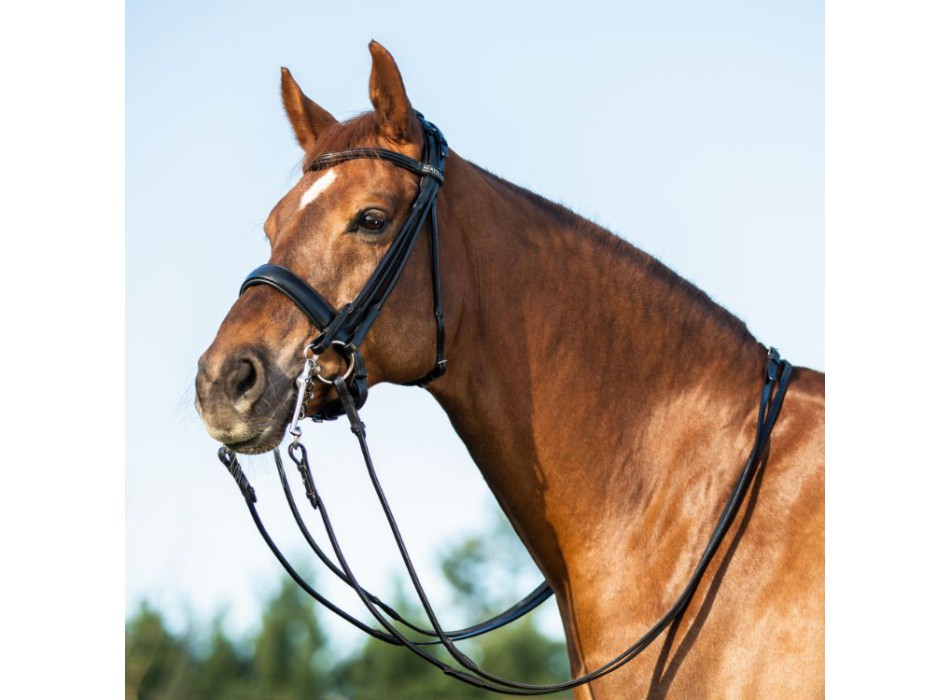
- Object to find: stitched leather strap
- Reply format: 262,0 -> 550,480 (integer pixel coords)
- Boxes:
309,147 -> 445,184
241,264 -> 335,329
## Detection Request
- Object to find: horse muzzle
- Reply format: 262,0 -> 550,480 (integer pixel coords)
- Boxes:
195,345 -> 295,453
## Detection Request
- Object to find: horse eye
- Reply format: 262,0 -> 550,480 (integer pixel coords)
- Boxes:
358,209 -> 388,233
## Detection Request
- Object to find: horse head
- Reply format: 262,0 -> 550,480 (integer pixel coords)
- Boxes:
195,42 -> 444,454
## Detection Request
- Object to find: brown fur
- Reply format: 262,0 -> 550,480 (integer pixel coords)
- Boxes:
196,42 -> 825,698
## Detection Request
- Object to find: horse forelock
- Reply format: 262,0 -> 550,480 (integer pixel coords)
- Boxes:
301,112 -> 422,172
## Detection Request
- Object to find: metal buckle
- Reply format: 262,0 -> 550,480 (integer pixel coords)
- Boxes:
766,347 -> 781,381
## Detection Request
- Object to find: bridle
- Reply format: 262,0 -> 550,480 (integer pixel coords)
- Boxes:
240,111 -> 449,421
217,113 -> 793,694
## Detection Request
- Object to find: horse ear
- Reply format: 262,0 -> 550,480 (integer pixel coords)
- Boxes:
280,67 -> 337,152
368,41 -> 417,144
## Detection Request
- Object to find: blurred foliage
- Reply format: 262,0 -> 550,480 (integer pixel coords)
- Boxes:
126,577 -> 328,700
126,518 -> 570,699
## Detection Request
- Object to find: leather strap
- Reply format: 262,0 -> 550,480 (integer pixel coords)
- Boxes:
312,347 -> 794,693
309,147 -> 445,184
221,347 -> 794,694
412,204 -> 447,386
241,264 -> 335,329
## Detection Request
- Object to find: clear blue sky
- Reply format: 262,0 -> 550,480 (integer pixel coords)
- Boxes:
127,0 -> 822,645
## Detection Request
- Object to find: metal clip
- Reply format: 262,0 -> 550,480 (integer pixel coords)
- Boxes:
289,356 -> 316,443
287,441 -> 319,509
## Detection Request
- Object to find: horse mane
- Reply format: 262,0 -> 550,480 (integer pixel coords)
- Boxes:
469,163 -> 756,346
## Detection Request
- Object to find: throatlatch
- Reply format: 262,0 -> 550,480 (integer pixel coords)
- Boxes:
217,113 -> 794,694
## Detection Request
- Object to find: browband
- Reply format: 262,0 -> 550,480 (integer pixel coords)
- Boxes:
309,148 -> 445,184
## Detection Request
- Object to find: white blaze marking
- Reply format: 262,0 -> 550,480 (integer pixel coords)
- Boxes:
299,169 -> 337,210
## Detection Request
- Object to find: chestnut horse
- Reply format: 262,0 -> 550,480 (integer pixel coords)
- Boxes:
195,42 -> 824,698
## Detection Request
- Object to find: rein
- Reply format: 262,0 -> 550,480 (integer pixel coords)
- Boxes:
216,114 -> 794,693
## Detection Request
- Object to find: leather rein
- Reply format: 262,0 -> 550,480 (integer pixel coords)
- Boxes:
217,113 -> 793,694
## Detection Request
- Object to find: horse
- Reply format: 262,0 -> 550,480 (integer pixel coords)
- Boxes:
195,41 -> 824,699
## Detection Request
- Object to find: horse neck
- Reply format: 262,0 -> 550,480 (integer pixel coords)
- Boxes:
428,153 -> 765,589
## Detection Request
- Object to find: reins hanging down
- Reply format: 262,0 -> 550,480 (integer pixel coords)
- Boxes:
230,112 -> 556,647
218,113 -> 794,693
220,348 -> 792,694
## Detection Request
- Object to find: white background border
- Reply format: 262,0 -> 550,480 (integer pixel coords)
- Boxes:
1,0 -> 948,694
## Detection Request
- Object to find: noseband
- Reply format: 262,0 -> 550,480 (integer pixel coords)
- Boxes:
217,113 -> 794,694
239,111 -> 448,420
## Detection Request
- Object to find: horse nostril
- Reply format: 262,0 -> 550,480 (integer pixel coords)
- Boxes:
226,352 -> 266,406
234,359 -> 257,399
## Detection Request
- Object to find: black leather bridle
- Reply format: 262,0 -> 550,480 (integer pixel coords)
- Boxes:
240,111 -> 449,420
217,113 -> 794,694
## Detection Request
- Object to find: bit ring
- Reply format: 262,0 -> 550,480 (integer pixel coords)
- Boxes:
310,340 -> 357,385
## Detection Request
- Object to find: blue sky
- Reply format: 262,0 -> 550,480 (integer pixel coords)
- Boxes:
127,0 -> 822,645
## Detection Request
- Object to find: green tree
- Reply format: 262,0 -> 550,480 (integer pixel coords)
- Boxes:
126,576 -> 331,699
248,576 -> 329,699
188,615 -> 252,699
335,515 -> 570,698
125,602 -> 198,699
126,516 -> 571,698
